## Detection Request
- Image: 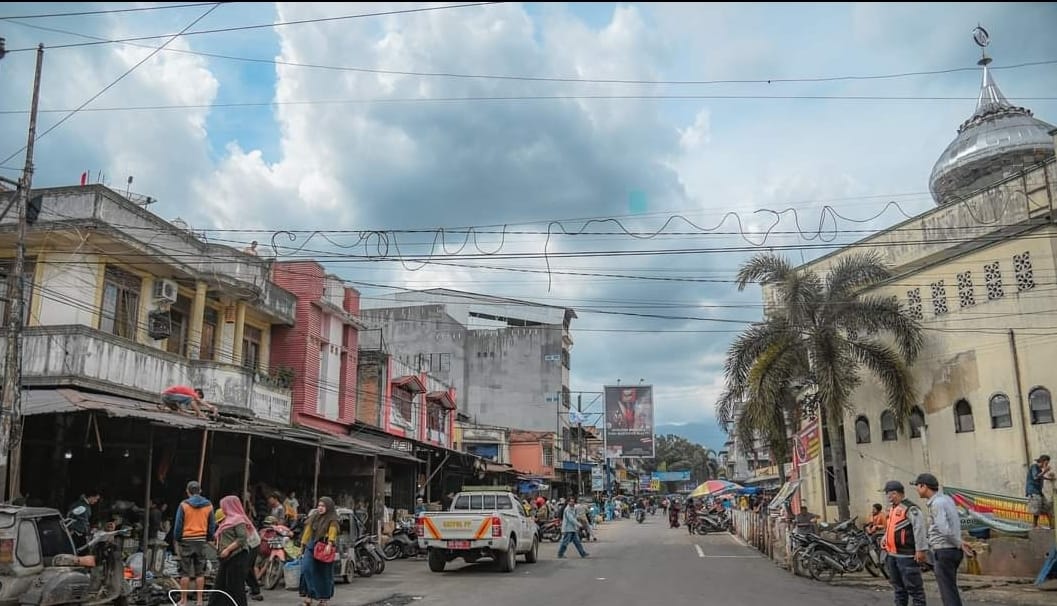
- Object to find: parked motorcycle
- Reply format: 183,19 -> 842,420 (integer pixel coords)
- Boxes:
694,511 -> 729,535
538,519 -> 561,542
256,522 -> 298,590
353,532 -> 386,576
383,519 -> 420,560
803,519 -> 881,582
20,525 -> 132,606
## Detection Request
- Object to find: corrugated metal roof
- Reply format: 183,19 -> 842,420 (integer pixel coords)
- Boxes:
23,389 -> 208,429
21,389 -> 401,458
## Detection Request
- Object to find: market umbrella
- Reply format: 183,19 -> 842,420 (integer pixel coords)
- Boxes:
689,480 -> 742,499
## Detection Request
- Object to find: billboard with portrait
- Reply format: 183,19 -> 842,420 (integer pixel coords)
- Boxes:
603,385 -> 655,458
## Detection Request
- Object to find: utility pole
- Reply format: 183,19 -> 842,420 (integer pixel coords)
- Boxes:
576,395 -> 582,496
1,44 -> 44,503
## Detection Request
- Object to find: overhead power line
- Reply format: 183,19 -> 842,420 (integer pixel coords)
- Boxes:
0,2 -> 225,20
4,2 -> 504,52
3,93 -> 1055,116
0,3 -> 224,168
3,13 -> 1054,86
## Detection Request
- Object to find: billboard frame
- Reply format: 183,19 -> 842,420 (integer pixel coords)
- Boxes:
603,384 -> 655,459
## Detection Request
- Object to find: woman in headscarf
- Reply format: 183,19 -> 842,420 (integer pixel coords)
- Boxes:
210,495 -> 254,606
299,496 -> 339,606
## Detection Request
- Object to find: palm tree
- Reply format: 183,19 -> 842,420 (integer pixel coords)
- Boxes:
717,251 -> 922,520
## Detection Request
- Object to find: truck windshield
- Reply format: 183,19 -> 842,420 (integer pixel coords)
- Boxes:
452,494 -> 513,510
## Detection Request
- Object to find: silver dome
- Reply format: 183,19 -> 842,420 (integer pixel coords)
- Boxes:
929,60 -> 1054,206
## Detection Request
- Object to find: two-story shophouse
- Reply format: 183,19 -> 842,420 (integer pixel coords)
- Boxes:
0,185 -> 403,512
270,261 -> 364,436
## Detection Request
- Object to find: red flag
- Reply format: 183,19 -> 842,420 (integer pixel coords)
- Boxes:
80,171 -> 88,186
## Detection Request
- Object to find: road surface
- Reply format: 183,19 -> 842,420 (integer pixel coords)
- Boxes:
261,513 -> 1005,606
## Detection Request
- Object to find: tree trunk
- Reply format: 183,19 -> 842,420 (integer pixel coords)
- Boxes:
827,408 -> 851,521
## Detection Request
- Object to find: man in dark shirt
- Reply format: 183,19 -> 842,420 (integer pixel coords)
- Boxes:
1027,455 -> 1054,529
67,488 -> 101,549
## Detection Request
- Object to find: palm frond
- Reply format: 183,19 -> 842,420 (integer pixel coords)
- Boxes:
850,339 -> 917,427
830,295 -> 923,360
723,319 -> 799,392
825,251 -> 891,300
735,253 -> 798,291
809,329 -> 860,416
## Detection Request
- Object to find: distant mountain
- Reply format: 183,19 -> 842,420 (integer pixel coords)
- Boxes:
655,422 -> 728,452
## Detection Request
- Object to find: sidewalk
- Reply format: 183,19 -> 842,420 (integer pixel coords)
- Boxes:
829,571 -> 1056,606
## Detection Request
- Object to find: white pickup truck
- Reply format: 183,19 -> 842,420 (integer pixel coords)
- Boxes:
416,490 -> 539,572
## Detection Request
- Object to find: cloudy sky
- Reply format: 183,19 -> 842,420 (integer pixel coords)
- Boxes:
1,2 -> 1055,443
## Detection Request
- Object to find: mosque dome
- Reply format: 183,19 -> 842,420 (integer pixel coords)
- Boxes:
929,48 -> 1054,206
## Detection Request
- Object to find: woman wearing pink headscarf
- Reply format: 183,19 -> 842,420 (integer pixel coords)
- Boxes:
210,495 -> 254,606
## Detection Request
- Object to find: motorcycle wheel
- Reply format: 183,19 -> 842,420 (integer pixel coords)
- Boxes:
263,558 -> 284,590
372,549 -> 386,575
807,552 -> 837,583
791,547 -> 809,577
355,553 -> 374,578
545,529 -> 560,542
383,542 -> 403,560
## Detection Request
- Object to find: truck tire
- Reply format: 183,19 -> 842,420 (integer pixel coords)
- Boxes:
524,536 -> 539,563
428,549 -> 446,573
498,538 -> 517,573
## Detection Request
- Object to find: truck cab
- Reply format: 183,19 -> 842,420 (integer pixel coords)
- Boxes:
417,489 -> 539,573
0,506 -> 78,605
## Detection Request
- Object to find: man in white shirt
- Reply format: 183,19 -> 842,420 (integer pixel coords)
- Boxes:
913,473 -> 962,606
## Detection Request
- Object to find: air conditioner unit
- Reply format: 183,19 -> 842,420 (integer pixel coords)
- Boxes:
153,278 -> 178,303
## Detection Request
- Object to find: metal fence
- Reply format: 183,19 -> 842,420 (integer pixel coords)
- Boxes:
730,509 -> 793,569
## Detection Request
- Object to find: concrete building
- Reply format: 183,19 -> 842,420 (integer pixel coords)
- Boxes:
721,400 -> 774,485
0,185 -> 296,422
454,421 -> 511,464
270,261 -> 366,435
360,289 -> 576,437
773,49 -> 1057,521
510,430 -> 557,481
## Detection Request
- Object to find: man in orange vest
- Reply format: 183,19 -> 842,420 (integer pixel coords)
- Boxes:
881,480 -> 928,606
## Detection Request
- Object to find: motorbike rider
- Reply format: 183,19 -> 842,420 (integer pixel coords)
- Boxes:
67,488 -> 102,549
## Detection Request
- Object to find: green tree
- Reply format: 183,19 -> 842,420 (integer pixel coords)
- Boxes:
645,434 -> 721,488
716,252 -> 922,519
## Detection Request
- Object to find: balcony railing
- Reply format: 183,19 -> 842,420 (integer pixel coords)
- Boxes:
0,186 -> 296,325
9,325 -> 292,424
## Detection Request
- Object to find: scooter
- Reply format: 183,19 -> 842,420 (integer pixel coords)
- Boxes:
382,520 -> 420,560
538,518 -> 562,542
635,508 -> 646,524
21,526 -> 132,606
256,523 -> 297,590
353,532 -> 386,576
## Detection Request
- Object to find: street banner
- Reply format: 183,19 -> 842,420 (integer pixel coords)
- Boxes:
794,420 -> 821,465
591,466 -> 604,491
604,385 -> 655,458
946,485 -> 1037,535
639,476 -> 651,490
652,470 -> 691,482
650,479 -> 662,491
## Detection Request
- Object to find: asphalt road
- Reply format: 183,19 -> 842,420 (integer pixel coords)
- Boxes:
261,513 -> 1003,606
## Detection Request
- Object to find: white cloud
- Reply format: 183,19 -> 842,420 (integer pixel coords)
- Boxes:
5,1 -> 1055,436
679,110 -> 711,152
